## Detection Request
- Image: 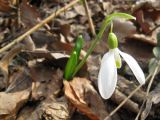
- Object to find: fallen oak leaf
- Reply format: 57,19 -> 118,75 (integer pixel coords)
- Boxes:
64,77 -> 109,120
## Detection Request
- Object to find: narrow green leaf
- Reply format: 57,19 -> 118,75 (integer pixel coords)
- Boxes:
64,51 -> 77,80
74,35 -> 84,61
109,13 -> 136,20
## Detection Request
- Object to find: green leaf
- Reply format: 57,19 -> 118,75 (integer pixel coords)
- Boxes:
153,47 -> 160,59
109,13 -> 136,20
74,35 -> 84,61
149,58 -> 158,74
64,51 -> 77,80
64,35 -> 83,80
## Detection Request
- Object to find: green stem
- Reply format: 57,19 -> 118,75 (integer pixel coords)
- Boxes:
72,12 -> 135,77
72,16 -> 111,76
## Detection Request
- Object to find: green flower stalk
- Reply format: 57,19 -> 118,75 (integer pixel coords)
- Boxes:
64,12 -> 136,81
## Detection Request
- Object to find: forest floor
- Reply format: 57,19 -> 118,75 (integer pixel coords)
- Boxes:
0,0 -> 160,120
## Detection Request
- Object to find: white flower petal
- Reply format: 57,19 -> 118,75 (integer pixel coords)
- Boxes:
98,50 -> 117,99
118,49 -> 145,85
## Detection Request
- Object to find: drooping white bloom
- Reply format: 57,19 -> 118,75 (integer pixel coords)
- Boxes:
98,33 -> 145,99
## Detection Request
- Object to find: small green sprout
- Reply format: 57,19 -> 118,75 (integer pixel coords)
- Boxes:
64,35 -> 84,80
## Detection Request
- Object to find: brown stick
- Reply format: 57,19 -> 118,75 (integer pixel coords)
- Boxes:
83,0 -> 96,36
0,0 -> 79,53
104,74 -> 152,120
111,90 -> 139,113
135,61 -> 160,120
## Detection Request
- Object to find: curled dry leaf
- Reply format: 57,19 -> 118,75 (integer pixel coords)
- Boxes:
0,44 -> 23,90
133,10 -> 150,34
64,77 -> 109,120
0,67 -> 32,119
133,1 -> 160,34
141,82 -> 160,119
141,97 -> 152,120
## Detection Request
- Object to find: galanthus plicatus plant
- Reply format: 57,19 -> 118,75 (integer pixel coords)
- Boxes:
98,26 -> 145,99
64,13 -> 145,99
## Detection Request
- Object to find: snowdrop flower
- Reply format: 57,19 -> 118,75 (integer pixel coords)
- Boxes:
98,32 -> 145,99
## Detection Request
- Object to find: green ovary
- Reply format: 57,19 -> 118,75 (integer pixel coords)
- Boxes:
108,33 -> 118,49
115,59 -> 122,68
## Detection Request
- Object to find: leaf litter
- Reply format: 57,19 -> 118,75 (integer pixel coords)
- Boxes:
0,0 -> 160,120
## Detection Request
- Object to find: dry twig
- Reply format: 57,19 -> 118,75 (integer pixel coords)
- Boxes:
0,0 -> 79,53
83,0 -> 96,36
104,74 -> 152,120
135,61 -> 160,120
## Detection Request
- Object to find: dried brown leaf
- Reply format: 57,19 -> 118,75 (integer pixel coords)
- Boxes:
0,0 -> 12,12
64,77 -> 109,120
134,10 -> 150,33
20,97 -> 70,120
0,67 -> 32,119
20,0 -> 40,27
121,35 -> 154,62
133,1 -> 160,34
0,44 -> 23,90
30,62 -> 63,100
74,4 -> 86,16
141,82 -> 160,119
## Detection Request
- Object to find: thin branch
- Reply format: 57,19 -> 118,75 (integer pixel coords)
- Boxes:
104,74 -> 152,120
83,0 -> 96,36
135,61 -> 160,120
0,0 -> 79,53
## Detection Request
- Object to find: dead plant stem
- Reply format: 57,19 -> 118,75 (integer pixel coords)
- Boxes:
0,0 -> 79,53
135,61 -> 160,120
83,0 -> 96,36
104,73 -> 152,120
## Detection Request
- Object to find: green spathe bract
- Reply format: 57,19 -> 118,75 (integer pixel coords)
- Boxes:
108,33 -> 118,49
